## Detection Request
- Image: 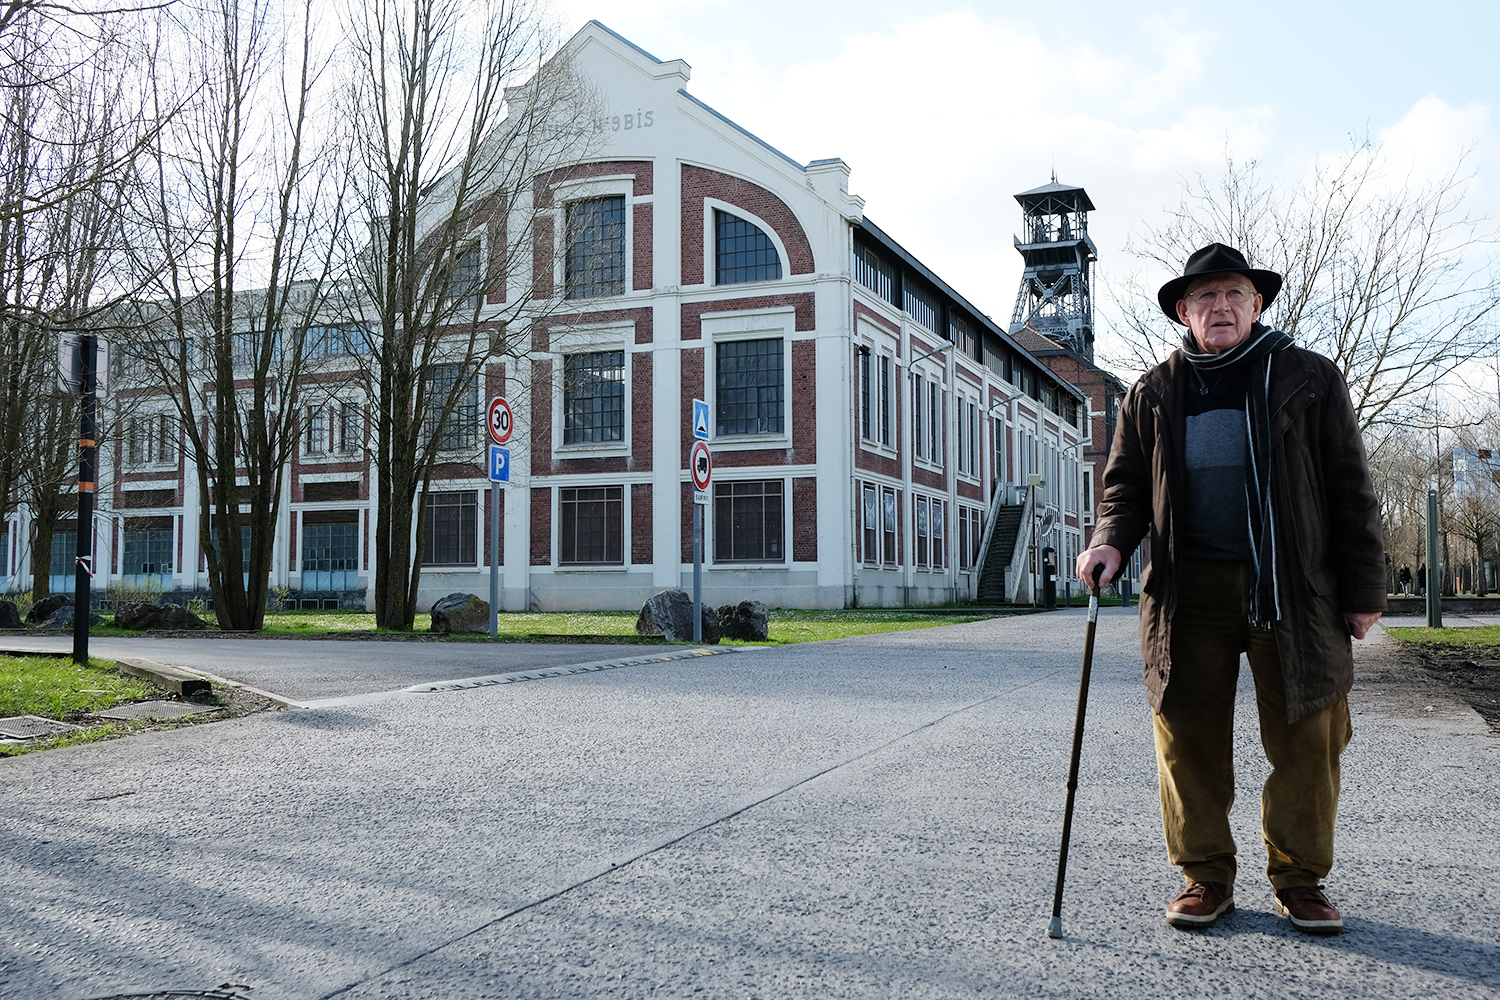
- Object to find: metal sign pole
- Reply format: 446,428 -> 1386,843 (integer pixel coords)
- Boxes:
489,482 -> 500,637
693,503 -> 703,643
72,334 -> 97,665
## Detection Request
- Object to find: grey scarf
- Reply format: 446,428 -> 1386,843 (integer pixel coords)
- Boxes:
1181,323 -> 1295,627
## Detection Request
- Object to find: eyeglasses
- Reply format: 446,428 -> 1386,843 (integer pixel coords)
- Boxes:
1188,287 -> 1253,308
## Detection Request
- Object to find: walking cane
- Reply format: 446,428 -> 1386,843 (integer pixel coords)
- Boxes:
1048,563 -> 1104,939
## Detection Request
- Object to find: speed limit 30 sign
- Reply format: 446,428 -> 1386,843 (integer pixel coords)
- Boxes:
486,396 -> 513,445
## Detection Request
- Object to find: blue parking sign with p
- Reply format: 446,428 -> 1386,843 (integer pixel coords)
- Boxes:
488,445 -> 510,483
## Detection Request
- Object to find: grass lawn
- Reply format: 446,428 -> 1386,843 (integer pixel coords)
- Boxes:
0,655 -> 154,757
1385,625 -> 1500,652
247,607 -> 1007,644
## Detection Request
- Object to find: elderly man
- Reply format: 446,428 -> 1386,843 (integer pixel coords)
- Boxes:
1077,243 -> 1385,935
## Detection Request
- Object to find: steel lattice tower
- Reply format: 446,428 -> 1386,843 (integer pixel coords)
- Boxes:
1010,177 -> 1097,360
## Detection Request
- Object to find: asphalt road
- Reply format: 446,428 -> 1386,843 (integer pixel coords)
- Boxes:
1,612 -> 1496,999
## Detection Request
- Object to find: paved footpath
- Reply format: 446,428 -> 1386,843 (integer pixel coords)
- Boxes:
1,612 -> 1496,999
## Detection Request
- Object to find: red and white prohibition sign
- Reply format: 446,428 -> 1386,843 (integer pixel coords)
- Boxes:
486,396 -> 513,445
690,439 -> 713,491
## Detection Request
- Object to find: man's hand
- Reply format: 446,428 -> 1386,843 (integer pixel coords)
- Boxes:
1076,545 -> 1122,592
1344,611 -> 1382,640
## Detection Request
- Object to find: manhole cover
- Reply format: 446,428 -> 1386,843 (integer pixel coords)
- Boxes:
97,700 -> 218,722
0,715 -> 79,740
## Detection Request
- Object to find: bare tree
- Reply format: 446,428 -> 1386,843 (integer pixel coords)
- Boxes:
123,0 -> 348,629
1106,144 -> 1500,432
0,5 -> 146,596
337,0 -> 600,628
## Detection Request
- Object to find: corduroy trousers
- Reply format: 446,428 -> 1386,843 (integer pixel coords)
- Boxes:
1154,559 -> 1352,890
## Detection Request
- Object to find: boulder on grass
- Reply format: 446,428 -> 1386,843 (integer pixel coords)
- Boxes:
715,600 -> 770,641
430,593 -> 490,634
37,604 -> 104,630
0,601 -> 20,629
26,594 -> 71,625
635,589 -> 721,644
114,602 -> 209,631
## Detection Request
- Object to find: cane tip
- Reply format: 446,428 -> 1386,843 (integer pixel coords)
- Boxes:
1047,916 -> 1063,939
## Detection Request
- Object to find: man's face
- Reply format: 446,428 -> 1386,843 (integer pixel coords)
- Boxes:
1176,274 -> 1262,354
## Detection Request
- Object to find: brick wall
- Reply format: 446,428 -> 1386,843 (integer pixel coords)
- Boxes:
631,483 -> 652,565
530,487 -> 550,565
679,347 -> 704,468
791,340 -> 816,463
630,352 -> 653,471
532,214 -> 553,299
680,164 -> 815,285
632,203 -> 653,291
792,477 -> 817,562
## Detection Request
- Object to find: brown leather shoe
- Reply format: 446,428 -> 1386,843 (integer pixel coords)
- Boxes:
1274,885 -> 1344,935
1165,881 -> 1234,928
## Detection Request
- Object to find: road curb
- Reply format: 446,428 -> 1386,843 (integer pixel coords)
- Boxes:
403,645 -> 738,693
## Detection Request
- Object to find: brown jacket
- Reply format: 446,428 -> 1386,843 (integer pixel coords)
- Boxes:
1092,345 -> 1386,723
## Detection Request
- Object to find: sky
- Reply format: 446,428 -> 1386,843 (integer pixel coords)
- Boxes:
548,0 -> 1500,398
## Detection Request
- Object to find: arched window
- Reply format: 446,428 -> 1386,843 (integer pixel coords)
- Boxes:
715,209 -> 782,284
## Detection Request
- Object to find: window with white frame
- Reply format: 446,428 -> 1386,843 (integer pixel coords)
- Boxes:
859,348 -> 872,441
559,485 -> 623,564
565,196 -> 626,300
563,350 -> 625,444
714,480 -> 784,563
423,363 -> 479,451
879,355 -> 892,446
422,490 -> 476,566
862,483 -> 878,564
915,378 -> 942,465
913,374 -> 926,460
444,240 -> 484,310
125,414 -> 176,467
336,400 -> 363,454
303,406 -> 327,456
915,496 -> 929,568
882,487 -> 898,565
957,398 -> 978,476
715,338 -> 783,436
715,210 -> 782,284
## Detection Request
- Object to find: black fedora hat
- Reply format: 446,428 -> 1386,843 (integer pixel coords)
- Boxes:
1157,243 -> 1282,324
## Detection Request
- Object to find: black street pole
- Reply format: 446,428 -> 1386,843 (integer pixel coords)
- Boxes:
72,334 -> 97,665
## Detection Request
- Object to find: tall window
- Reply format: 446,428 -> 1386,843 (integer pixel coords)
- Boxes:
49,530 -> 76,594
1,528 -> 9,577
336,401 -> 363,454
930,498 -> 945,570
929,382 -> 941,463
423,364 -> 479,451
565,196 -> 626,299
882,487 -> 897,564
859,348 -> 871,440
915,497 -> 929,568
879,356 -> 892,446
304,406 -> 327,455
714,480 -> 783,562
913,374 -> 926,460
563,350 -> 625,444
862,484 -> 877,564
559,485 -> 623,564
715,209 -> 781,284
716,338 -> 783,436
958,400 -> 977,476
423,491 -> 476,566
445,241 -> 483,310
126,414 -> 176,466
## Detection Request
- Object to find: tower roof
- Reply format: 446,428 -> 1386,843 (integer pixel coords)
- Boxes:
1014,180 -> 1095,213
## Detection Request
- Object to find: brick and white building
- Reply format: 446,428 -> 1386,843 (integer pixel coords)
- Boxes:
1,21 -> 1090,611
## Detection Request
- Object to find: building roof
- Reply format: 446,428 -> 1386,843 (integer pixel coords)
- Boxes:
1014,180 -> 1095,212
856,218 -> 1086,405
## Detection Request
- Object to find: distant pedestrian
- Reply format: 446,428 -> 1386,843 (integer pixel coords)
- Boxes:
1417,563 -> 1426,597
1399,564 -> 1412,596
1078,243 -> 1385,937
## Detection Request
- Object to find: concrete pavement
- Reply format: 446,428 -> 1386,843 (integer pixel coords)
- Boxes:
1,611 -> 1496,999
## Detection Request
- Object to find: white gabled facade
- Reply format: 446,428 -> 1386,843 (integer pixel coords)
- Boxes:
2,21 -> 1088,611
